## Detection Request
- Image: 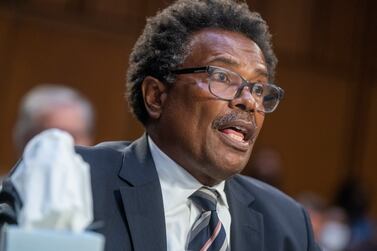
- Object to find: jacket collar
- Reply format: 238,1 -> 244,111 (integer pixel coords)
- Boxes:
118,134 -> 167,251
226,177 -> 264,251
118,134 -> 160,186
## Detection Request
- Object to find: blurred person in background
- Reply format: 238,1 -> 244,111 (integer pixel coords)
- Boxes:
334,178 -> 376,250
320,207 -> 351,251
297,192 -> 328,242
298,192 -> 351,251
13,84 -> 95,152
345,231 -> 377,251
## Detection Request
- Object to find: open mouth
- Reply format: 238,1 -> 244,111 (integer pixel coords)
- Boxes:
221,127 -> 249,141
215,119 -> 256,151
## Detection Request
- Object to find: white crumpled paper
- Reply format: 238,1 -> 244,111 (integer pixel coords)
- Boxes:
11,129 -> 93,232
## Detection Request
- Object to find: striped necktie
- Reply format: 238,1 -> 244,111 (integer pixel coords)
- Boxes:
187,187 -> 229,251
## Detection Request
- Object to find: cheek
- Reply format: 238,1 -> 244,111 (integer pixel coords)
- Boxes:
183,87 -> 224,130
162,95 -> 203,140
255,112 -> 265,132
196,102 -> 225,134
164,83 -> 226,142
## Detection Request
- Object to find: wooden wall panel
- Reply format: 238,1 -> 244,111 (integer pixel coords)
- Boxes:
89,0 -> 145,19
0,9 -> 18,172
0,10 -> 144,172
0,12 -> 11,99
259,0 -> 316,58
361,85 -> 377,217
310,0 -> 364,70
28,0 -> 69,8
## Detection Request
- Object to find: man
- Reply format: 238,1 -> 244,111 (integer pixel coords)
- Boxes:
1,0 -> 321,250
13,84 -> 95,152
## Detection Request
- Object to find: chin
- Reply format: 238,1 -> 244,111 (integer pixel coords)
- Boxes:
203,132 -> 254,181
212,155 -> 249,179
197,156 -> 248,186
224,144 -> 253,165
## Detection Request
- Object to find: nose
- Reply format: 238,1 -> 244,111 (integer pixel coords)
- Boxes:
229,85 -> 257,112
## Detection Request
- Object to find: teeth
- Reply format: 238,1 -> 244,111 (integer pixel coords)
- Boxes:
220,128 -> 247,142
228,133 -> 244,142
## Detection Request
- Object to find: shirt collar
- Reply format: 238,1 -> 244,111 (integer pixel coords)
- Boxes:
147,136 -> 228,209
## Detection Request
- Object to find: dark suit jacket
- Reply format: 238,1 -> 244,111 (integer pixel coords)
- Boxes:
0,135 -> 321,251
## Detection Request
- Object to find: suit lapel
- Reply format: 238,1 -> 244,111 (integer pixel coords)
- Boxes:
115,135 -> 265,251
225,178 -> 264,251
118,135 -> 167,251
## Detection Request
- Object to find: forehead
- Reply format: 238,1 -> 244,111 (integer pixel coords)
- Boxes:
183,28 -> 267,77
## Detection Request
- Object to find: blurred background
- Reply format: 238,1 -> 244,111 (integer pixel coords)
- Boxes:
0,0 -> 376,249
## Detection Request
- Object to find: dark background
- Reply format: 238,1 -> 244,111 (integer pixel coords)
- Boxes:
0,0 -> 376,217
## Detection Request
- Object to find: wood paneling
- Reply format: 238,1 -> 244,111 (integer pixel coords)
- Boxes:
88,0 -> 145,18
259,0 -> 316,58
361,85 -> 377,217
0,7 -> 144,170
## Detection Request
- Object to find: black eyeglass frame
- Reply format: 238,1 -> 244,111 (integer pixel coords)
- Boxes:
170,65 -> 285,113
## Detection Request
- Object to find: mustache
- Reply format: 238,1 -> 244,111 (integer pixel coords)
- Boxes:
212,110 -> 256,129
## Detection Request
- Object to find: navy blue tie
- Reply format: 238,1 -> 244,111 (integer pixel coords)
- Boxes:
187,187 -> 229,251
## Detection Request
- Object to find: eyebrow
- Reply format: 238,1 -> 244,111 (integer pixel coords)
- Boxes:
254,68 -> 269,79
206,55 -> 240,67
206,55 -> 269,79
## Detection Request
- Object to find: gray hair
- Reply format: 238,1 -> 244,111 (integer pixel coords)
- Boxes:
13,84 -> 94,150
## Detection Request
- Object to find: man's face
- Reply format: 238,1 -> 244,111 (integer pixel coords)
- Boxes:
151,28 -> 268,185
37,104 -> 92,146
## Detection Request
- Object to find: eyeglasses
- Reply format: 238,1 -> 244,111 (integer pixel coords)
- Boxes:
171,65 -> 284,113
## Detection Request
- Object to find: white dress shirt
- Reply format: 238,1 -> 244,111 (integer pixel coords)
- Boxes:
148,136 -> 231,251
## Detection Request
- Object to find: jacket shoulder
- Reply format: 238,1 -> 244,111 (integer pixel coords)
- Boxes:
74,141 -> 131,175
230,174 -> 306,219
229,175 -> 321,250
232,174 -> 299,207
75,141 -> 131,161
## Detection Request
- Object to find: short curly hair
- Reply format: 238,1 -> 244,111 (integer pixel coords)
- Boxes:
127,0 -> 277,124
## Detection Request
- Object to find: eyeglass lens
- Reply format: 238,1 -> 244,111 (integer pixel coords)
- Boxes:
208,67 -> 280,113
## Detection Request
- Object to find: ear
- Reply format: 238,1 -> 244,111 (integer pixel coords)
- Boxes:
141,76 -> 168,120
